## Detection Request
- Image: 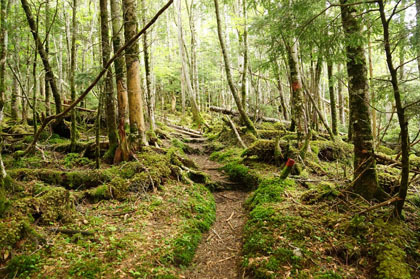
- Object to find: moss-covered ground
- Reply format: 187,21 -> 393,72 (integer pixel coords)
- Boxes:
0,119 -> 217,278
206,118 -> 420,279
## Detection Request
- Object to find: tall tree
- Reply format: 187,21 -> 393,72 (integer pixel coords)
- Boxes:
110,0 -> 130,162
340,0 -> 387,201
100,0 -> 119,156
416,0 -> 420,77
378,0 -> 410,217
21,0 -> 68,137
141,0 -> 155,131
213,0 -> 257,135
327,59 -> 337,135
70,0 -> 77,151
122,0 -> 147,146
175,0 -> 203,126
286,42 -> 305,143
0,0 -> 7,181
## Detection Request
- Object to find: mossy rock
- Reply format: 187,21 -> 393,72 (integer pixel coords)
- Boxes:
311,140 -> 353,162
209,148 -> 242,163
301,182 -> 340,204
246,177 -> 294,209
222,162 -> 261,190
13,187 -> 74,224
257,129 -> 282,139
241,139 -> 288,163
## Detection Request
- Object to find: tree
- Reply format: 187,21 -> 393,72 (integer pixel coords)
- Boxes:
141,0 -> 155,131
21,0 -> 69,137
110,0 -> 130,162
70,0 -> 77,151
378,0 -> 410,217
340,0 -> 387,201
174,0 -> 203,126
122,0 -> 147,146
213,0 -> 257,136
100,0 -> 119,157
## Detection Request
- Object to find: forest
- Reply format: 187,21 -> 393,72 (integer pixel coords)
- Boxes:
0,0 -> 419,278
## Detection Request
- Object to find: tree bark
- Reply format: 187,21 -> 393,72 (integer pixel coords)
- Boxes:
286,42 -> 305,143
110,0 -> 130,162
44,0 -> 51,117
368,33 -> 376,142
122,0 -> 147,145
337,63 -> 345,126
213,0 -> 257,136
416,0 -> 420,78
175,0 -> 203,126
0,0 -> 7,180
141,0 -> 155,131
21,0 -> 69,137
340,0 -> 386,201
327,60 -> 337,135
70,0 -> 77,151
11,75 -> 18,120
378,0 -> 410,217
240,0 -> 248,110
100,0 -> 119,156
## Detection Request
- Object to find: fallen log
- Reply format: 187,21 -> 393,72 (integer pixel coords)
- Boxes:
209,106 -> 290,125
166,123 -> 202,135
223,116 -> 247,149
375,153 -> 420,174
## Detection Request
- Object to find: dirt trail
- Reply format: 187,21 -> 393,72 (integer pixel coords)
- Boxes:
181,141 -> 250,279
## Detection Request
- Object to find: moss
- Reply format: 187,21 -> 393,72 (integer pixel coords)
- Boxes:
301,182 -> 340,204
246,177 -> 294,210
222,162 -> 261,189
5,253 -> 41,278
377,145 -> 397,156
63,153 -> 94,168
209,148 -> 242,163
243,204 -> 308,277
165,184 -> 216,267
311,140 -> 353,162
14,187 -> 75,224
257,129 -> 282,139
241,139 -> 283,163
68,258 -> 102,279
372,219 -> 411,279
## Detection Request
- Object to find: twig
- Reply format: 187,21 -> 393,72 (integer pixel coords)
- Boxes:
358,196 -> 402,214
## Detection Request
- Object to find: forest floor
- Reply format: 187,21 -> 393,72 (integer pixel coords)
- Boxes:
1,114 -> 420,278
181,141 -> 249,279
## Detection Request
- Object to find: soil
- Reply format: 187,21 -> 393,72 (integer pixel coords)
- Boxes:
180,139 -> 250,279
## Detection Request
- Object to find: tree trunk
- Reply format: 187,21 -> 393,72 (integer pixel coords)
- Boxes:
0,0 -> 7,181
416,0 -> 420,78
122,0 -> 147,146
21,0 -> 69,137
175,0 -> 203,126
100,0 -> 119,157
70,0 -> 77,151
240,0 -> 248,110
213,0 -> 257,136
327,60 -> 337,135
11,75 -> 18,120
368,33 -> 376,142
286,42 -> 305,143
45,0 -> 51,117
273,61 -> 288,120
337,63 -> 345,126
141,0 -> 155,131
110,0 -> 130,162
378,0 -> 410,217
340,0 -> 386,201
